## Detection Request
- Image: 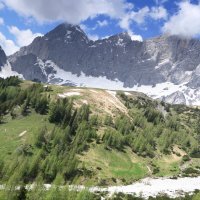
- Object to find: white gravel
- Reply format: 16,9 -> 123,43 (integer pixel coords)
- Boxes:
90,176 -> 200,199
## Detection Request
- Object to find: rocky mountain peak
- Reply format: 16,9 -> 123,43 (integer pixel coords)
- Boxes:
44,23 -> 89,43
0,46 -> 7,68
5,23 -> 200,105
104,32 -> 132,44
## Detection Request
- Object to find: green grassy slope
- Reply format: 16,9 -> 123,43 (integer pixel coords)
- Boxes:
0,113 -> 52,160
0,77 -> 200,187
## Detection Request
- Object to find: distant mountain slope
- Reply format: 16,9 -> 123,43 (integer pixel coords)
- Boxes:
5,23 -> 200,105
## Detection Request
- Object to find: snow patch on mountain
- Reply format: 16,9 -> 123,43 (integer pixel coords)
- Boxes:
36,59 -> 200,106
0,62 -> 24,79
38,60 -> 126,89
1,58 -> 199,106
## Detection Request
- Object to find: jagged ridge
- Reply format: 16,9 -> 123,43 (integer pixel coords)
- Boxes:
1,23 -> 200,105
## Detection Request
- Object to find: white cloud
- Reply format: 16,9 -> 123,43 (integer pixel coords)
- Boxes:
149,6 -> 168,20
0,26 -> 43,55
2,0 -> 168,42
8,26 -> 43,46
97,20 -> 109,27
86,20 -> 109,31
87,34 -> 99,41
3,0 -> 167,25
0,17 -> 4,25
90,20 -> 109,31
2,0 -> 130,24
130,34 -> 143,42
119,5 -> 167,41
80,24 -> 102,41
162,1 -> 200,37
0,32 -> 19,55
80,24 -> 88,32
154,0 -> 168,6
118,5 -> 167,32
131,7 -> 150,24
118,14 -> 143,41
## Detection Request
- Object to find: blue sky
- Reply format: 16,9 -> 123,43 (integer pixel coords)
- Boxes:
0,0 -> 200,55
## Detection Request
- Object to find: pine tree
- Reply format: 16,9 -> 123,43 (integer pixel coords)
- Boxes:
21,99 -> 29,116
35,96 -> 49,114
0,114 -> 3,124
35,127 -> 47,148
104,115 -> 113,126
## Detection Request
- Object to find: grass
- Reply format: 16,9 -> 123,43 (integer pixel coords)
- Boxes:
153,154 -> 181,177
0,112 -> 53,161
80,145 -> 148,185
80,143 -> 186,185
156,161 -> 180,176
112,162 -> 146,179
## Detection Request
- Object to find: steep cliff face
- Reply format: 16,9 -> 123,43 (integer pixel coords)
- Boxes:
6,23 -> 200,105
0,46 -> 7,68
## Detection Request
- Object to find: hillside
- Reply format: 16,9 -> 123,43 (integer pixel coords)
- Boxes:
0,76 -> 200,192
0,78 -> 200,180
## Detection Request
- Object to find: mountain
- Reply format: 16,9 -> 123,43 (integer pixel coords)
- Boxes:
0,46 -> 23,79
5,23 -> 200,105
0,46 -> 7,68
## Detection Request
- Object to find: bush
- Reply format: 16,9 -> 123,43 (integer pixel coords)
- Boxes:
183,167 -> 199,175
182,155 -> 191,162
